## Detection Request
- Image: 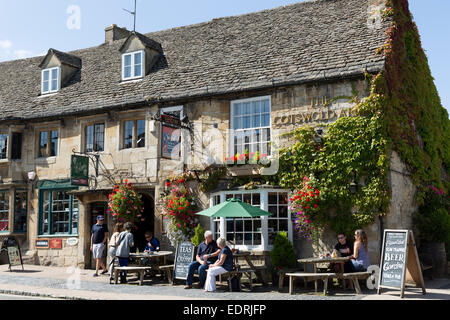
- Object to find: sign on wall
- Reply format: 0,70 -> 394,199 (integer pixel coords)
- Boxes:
173,242 -> 195,281
50,238 -> 62,249
35,239 -> 49,249
71,155 -> 89,186
161,125 -> 181,159
377,229 -> 426,298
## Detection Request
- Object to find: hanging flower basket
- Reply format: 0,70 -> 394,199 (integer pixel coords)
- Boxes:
107,179 -> 144,223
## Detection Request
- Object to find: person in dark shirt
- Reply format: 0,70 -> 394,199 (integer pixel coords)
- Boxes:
204,237 -> 234,292
90,215 -> 109,277
144,231 -> 160,252
333,233 -> 354,273
185,230 -> 220,289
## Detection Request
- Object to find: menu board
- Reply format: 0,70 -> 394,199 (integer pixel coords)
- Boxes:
173,242 -> 195,280
379,230 -> 408,288
7,246 -> 22,267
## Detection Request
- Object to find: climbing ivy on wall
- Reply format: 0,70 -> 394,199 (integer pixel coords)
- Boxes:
273,0 -> 449,236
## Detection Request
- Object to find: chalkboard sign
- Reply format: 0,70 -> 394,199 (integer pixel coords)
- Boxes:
173,242 -> 195,281
379,230 -> 408,288
377,229 -> 426,298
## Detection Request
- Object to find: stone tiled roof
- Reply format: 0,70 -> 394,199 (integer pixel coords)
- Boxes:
0,0 -> 390,122
39,48 -> 82,69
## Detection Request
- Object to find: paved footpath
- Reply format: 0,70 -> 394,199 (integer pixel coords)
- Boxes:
0,265 -> 449,300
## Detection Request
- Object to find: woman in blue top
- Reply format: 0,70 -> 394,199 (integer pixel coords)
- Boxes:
204,237 -> 234,292
348,229 -> 370,272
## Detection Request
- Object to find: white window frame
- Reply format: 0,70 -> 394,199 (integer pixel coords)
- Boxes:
229,95 -> 272,158
209,188 -> 292,251
41,67 -> 60,94
122,50 -> 145,81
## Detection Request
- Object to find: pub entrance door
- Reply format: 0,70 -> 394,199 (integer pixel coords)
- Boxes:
132,192 -> 155,252
89,202 -> 108,269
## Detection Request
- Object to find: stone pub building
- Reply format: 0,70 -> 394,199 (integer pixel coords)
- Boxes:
0,0 -> 447,270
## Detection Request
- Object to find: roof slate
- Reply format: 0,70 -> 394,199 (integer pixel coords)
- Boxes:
0,0 -> 390,122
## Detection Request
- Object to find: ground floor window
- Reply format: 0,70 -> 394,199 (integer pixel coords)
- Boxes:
39,189 -> 79,235
210,188 -> 292,250
0,190 -> 9,232
13,190 -> 27,233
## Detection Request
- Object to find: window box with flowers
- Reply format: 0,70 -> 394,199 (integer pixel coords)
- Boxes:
225,150 -> 270,176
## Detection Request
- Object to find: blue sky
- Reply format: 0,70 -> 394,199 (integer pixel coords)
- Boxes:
0,0 -> 449,114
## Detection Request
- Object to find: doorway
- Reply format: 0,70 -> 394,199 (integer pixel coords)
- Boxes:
132,192 -> 155,252
89,202 -> 108,269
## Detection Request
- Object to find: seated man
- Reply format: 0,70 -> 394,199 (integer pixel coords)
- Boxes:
333,232 -> 354,273
140,231 -> 160,267
144,231 -> 160,252
185,230 -> 220,289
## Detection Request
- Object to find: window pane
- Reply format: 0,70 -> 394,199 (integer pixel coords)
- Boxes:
50,131 -> 58,156
279,220 -> 288,232
134,64 -> 142,77
279,205 -> 288,218
124,54 -> 132,66
252,100 -> 260,114
51,69 -> 58,91
233,103 -> 241,116
269,192 -> 278,205
42,81 -> 49,93
134,52 -> 142,64
243,116 -> 251,129
72,198 -> 79,234
0,191 -> 9,232
14,191 -> 27,233
252,114 -> 261,128
262,113 -> 270,127
124,66 -> 131,78
262,99 -> 270,113
136,119 -> 145,148
43,70 -> 49,81
124,120 -> 133,149
268,206 -> 277,217
39,131 -> 48,157
243,102 -> 251,115
94,124 -> 105,152
0,134 -> 7,159
85,126 -> 94,152
233,116 -> 242,130
11,133 -> 22,160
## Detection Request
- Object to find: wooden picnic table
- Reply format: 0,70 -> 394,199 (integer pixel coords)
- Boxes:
297,257 -> 350,292
232,251 -> 268,285
130,251 -> 173,265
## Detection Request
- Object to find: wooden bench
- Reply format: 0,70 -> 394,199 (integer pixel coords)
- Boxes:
277,268 -> 302,291
159,264 -> 174,284
113,266 -> 152,285
336,271 -> 372,294
286,272 -> 336,295
221,268 -> 257,291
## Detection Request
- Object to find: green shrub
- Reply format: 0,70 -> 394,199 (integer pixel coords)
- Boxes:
270,231 -> 297,269
413,186 -> 450,243
191,224 -> 206,247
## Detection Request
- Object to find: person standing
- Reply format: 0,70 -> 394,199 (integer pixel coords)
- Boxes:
108,222 -> 123,280
185,230 -> 220,289
91,215 -> 109,277
115,222 -> 134,283
204,237 -> 234,292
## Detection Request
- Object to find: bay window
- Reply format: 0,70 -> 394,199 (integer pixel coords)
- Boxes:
210,188 -> 292,250
39,189 -> 79,235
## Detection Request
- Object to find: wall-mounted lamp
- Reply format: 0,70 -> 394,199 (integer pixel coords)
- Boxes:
28,171 -> 37,182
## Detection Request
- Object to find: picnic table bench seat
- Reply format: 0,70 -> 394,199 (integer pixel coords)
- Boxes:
276,268 -> 303,291
221,268 -> 257,291
286,271 -> 373,295
159,264 -> 174,283
113,266 -> 153,285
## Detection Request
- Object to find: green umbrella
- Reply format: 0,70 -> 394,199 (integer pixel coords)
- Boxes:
196,198 -> 271,247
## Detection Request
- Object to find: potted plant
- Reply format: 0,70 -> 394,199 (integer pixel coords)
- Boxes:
270,231 -> 297,286
413,186 -> 450,278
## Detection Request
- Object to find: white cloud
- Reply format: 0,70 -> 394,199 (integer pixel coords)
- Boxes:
12,49 -> 33,59
0,39 -> 34,61
0,40 -> 13,50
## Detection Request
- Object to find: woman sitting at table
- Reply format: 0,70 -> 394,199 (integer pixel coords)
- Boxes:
204,237 -> 234,292
348,229 -> 370,272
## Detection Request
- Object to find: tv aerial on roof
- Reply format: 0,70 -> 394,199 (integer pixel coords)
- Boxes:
123,0 -> 137,32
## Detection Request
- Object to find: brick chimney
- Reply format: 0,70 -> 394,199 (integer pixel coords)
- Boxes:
105,24 -> 131,45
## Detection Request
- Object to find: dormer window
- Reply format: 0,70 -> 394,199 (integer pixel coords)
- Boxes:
42,67 -> 60,94
122,50 -> 144,81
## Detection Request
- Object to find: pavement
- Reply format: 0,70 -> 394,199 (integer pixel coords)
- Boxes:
0,264 -> 449,300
